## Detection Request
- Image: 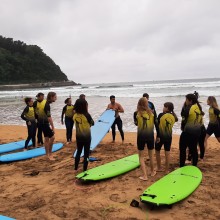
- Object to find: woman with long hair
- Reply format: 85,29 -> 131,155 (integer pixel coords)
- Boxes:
133,97 -> 159,180
204,96 -> 220,149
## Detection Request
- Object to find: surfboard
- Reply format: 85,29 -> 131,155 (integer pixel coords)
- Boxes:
0,140 -> 32,154
0,215 -> 15,220
140,166 -> 202,206
76,154 -> 139,181
74,109 -> 115,157
0,143 -> 63,162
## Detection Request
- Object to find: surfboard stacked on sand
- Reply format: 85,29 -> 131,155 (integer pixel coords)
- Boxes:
0,142 -> 63,162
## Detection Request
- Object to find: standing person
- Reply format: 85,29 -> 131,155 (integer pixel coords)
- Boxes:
133,97 -> 159,180
41,92 -> 57,160
61,98 -> 74,144
79,94 -> 86,100
73,99 -> 94,172
183,91 -> 206,161
21,97 -> 37,150
204,96 -> 220,148
155,102 -> 178,173
179,94 -> 203,167
107,95 -> 124,143
33,93 -> 45,146
143,93 -> 157,118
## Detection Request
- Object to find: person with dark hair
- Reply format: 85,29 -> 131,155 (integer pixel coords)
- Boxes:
40,92 -> 57,160
73,99 -> 94,172
179,94 -> 203,167
155,102 -> 178,173
61,98 -> 74,144
133,97 -> 159,180
182,91 -> 206,161
204,96 -> 220,148
79,94 -> 86,99
107,95 -> 124,143
21,97 -> 37,150
33,92 -> 45,145
143,93 -> 157,118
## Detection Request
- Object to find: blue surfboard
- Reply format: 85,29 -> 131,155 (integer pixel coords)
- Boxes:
0,140 -> 32,154
0,215 -> 15,220
0,143 -> 63,162
74,110 -> 115,157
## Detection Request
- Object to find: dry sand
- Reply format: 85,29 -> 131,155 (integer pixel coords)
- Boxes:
0,125 -> 219,220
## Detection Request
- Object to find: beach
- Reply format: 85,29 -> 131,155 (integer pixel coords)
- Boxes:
0,125 -> 219,220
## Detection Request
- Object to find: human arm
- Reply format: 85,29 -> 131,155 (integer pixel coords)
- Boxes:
133,111 -> 138,126
61,105 -> 67,124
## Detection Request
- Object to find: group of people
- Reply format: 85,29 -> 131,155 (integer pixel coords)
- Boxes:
21,91 -> 220,180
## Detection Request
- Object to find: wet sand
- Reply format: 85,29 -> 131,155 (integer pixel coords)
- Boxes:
0,125 -> 219,220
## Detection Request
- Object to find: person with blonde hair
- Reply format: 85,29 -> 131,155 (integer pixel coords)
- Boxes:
204,96 -> 220,149
133,97 -> 159,181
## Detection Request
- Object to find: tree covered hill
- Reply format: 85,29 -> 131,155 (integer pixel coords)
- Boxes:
0,35 -> 69,85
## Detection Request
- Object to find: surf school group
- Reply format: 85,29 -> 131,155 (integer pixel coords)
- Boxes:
20,90 -> 220,180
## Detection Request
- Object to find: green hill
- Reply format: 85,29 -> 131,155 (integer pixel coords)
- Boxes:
0,35 -> 69,85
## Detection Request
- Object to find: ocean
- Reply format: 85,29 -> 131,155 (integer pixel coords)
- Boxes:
0,78 -> 220,134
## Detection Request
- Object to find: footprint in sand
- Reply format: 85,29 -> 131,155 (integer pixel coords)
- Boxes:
109,192 -> 127,203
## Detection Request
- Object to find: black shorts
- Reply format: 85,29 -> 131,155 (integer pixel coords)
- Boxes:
206,123 -> 220,138
137,138 -> 154,150
42,124 -> 54,138
155,138 -> 172,151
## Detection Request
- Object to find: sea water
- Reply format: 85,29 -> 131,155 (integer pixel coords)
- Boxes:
0,78 -> 219,134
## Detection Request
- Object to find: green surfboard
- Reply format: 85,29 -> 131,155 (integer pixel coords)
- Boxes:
140,166 -> 202,206
76,154 -> 140,181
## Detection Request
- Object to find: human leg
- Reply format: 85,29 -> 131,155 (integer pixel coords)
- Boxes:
179,132 -> 188,167
75,141 -> 83,170
116,117 -> 124,142
83,141 -> 91,171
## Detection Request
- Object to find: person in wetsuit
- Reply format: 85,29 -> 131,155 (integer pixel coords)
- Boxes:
179,94 -> 204,167
143,93 -> 157,118
182,91 -> 206,161
133,97 -> 159,180
107,95 -> 124,143
61,98 -> 74,144
155,102 -> 178,173
204,96 -> 220,148
33,93 -> 45,145
40,92 -> 57,160
73,98 -> 94,173
21,97 -> 37,150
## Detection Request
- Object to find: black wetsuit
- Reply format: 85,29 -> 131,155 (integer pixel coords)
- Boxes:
21,106 -> 37,149
73,113 -> 94,171
61,104 -> 74,142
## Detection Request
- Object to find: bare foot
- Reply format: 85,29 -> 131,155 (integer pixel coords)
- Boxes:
156,167 -> 164,172
139,176 -> 148,181
150,170 -> 157,177
48,156 -> 56,161
165,170 -> 170,174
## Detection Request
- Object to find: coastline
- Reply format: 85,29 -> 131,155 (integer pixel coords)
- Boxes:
0,81 -> 79,91
0,125 -> 219,219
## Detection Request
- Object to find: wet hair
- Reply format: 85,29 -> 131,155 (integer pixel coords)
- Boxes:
64,98 -> 71,104
79,94 -> 85,99
47,92 -> 57,102
207,96 -> 219,109
24,97 -> 32,105
74,99 -> 88,114
36,92 -> 44,98
137,97 -> 151,115
143,93 -> 149,99
110,95 -> 115,99
186,93 -> 203,113
164,102 -> 174,113
194,91 -> 199,99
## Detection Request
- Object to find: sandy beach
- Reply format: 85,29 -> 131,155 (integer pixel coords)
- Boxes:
0,125 -> 219,220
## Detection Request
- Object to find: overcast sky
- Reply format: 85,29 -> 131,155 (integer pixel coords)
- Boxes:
0,0 -> 220,84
